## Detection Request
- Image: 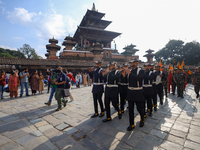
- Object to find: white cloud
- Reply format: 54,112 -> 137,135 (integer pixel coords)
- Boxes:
7,7 -> 37,25
6,7 -> 77,40
0,1 -> 2,4
0,45 -> 17,50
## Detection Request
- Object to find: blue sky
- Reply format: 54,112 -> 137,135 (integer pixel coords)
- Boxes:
1,0 -> 200,61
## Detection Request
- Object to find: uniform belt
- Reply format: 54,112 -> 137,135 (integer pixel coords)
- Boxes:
93,83 -> 104,85
120,83 -> 129,85
143,84 -> 152,87
128,87 -> 143,90
107,84 -> 118,87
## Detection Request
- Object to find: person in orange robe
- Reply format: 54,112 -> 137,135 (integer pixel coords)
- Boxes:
9,71 -> 20,98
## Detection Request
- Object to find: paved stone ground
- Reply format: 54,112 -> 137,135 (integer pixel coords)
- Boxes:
0,84 -> 200,150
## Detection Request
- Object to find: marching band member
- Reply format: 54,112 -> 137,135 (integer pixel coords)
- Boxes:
125,58 -> 145,131
89,60 -> 105,118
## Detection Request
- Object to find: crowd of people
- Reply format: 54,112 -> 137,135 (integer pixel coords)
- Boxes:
0,68 -> 46,99
88,59 -> 200,131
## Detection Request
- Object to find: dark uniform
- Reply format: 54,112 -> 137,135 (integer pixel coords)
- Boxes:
103,66 -> 121,122
127,67 -> 145,130
193,70 -> 200,98
89,66 -> 104,118
118,71 -> 128,112
143,70 -> 154,116
175,69 -> 186,98
155,70 -> 163,104
151,68 -> 158,111
162,69 -> 168,98
172,69 -> 177,95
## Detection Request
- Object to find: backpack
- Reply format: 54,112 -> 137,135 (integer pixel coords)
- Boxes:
65,76 -> 71,89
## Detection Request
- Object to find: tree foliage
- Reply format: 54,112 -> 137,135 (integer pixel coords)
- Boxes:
0,47 -> 26,58
18,44 -> 42,59
155,40 -> 200,65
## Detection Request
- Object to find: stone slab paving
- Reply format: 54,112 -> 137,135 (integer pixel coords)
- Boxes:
0,84 -> 200,150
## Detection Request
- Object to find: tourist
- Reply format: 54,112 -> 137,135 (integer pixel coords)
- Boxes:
44,71 -> 57,106
9,71 -> 20,99
83,73 -> 88,86
19,68 -> 30,97
30,70 -> 39,95
65,71 -> 76,102
0,70 -> 6,99
38,72 -> 44,94
75,73 -> 81,88
54,66 -> 67,111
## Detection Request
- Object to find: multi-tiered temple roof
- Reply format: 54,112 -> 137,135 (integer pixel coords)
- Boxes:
73,3 -> 121,51
143,49 -> 155,62
45,37 -> 61,59
121,44 -> 139,56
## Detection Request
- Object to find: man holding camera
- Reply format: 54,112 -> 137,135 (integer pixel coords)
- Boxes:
54,66 -> 67,111
20,68 -> 30,97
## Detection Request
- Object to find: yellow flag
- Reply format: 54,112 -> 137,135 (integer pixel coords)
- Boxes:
169,63 -> 173,71
180,59 -> 185,69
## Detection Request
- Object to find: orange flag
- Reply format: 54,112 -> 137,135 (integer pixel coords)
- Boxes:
180,59 -> 185,69
177,62 -> 181,69
158,60 -> 162,67
169,63 -> 173,71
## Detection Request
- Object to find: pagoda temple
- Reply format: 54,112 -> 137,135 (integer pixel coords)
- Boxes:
62,35 -> 76,50
143,49 -> 155,63
121,44 -> 139,56
73,3 -> 121,51
45,38 -> 61,59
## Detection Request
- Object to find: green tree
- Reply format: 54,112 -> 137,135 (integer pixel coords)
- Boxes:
0,48 -> 25,58
155,40 -> 184,64
0,53 -> 15,58
18,44 -> 41,59
181,42 -> 200,65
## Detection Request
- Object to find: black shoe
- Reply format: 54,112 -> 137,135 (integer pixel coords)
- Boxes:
154,107 -> 157,111
149,112 -> 152,117
99,112 -> 104,118
139,121 -> 144,127
20,95 -> 22,97
127,125 -> 135,131
160,100 -> 163,105
26,94 -> 30,96
118,111 -> 122,119
102,118 -> 112,122
55,108 -> 62,111
63,100 -> 68,107
197,94 -> 199,98
91,113 -> 99,118
44,102 -> 51,106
